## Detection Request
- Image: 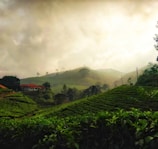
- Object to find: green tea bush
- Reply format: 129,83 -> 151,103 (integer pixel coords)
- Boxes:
1,109 -> 158,149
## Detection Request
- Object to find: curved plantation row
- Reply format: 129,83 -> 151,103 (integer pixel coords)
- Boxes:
42,85 -> 158,118
0,92 -> 38,118
1,109 -> 158,149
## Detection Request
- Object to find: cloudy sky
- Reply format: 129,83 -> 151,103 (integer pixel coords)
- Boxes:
0,0 -> 158,78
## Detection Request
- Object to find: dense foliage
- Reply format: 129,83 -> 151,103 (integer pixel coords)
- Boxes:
0,109 -> 158,149
136,64 -> 158,87
42,82 -> 51,91
1,85 -> 158,148
54,84 -> 103,105
0,76 -> 20,91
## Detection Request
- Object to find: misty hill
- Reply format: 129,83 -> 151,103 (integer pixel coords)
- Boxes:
21,67 -> 123,92
115,66 -> 147,86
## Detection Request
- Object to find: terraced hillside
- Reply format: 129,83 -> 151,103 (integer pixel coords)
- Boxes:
1,85 -> 158,119
36,85 -> 158,118
1,86 -> 158,149
0,88 -> 38,119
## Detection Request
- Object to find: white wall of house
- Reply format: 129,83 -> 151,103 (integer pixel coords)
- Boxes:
22,87 -> 39,91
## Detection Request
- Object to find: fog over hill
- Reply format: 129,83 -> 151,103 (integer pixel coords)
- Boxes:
21,67 -> 123,92
115,66 -> 148,86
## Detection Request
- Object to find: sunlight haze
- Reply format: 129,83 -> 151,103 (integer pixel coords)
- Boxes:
0,0 -> 158,78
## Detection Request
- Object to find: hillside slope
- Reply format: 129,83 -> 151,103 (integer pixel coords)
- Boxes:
1,86 -> 158,149
21,67 -> 123,92
36,85 -> 158,118
0,89 -> 38,118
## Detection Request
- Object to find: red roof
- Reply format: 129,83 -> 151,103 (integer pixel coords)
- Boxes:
0,84 -> 7,89
20,84 -> 44,89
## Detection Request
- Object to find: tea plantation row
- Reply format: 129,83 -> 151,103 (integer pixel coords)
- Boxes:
38,85 -> 158,118
1,85 -> 158,148
0,109 -> 158,149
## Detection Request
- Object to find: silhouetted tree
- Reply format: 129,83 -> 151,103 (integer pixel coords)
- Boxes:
60,84 -> 80,101
62,84 -> 67,94
0,76 -> 20,91
154,21 -> 158,61
136,64 -> 158,87
37,72 -> 40,77
67,88 -> 74,101
54,93 -> 68,104
66,88 -> 79,101
127,77 -> 133,86
42,82 -> 51,90
102,84 -> 109,90
82,85 -> 101,97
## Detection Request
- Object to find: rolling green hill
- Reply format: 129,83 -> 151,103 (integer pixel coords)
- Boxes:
21,67 -> 123,93
1,85 -> 158,119
0,88 -> 38,119
34,85 -> 158,118
1,85 -> 158,149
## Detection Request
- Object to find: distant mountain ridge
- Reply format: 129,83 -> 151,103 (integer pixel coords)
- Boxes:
21,67 -> 123,92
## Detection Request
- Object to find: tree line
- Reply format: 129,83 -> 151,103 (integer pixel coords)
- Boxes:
54,84 -> 109,105
0,75 -> 110,105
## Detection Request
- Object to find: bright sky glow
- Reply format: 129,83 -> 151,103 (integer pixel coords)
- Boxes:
0,0 -> 158,78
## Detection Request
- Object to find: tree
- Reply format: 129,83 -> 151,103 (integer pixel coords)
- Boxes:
54,93 -> 68,105
62,84 -> 67,94
136,64 -> 158,87
37,72 -> 40,77
0,76 -> 20,91
127,77 -> 133,86
102,84 -> 109,90
136,22 -> 158,86
42,82 -> 51,90
154,21 -> 158,61
82,85 -> 101,97
66,88 -> 79,101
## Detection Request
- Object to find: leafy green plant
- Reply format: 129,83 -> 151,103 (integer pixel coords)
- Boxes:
1,109 -> 158,149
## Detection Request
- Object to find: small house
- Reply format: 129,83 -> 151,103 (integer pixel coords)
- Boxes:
20,84 -> 45,92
